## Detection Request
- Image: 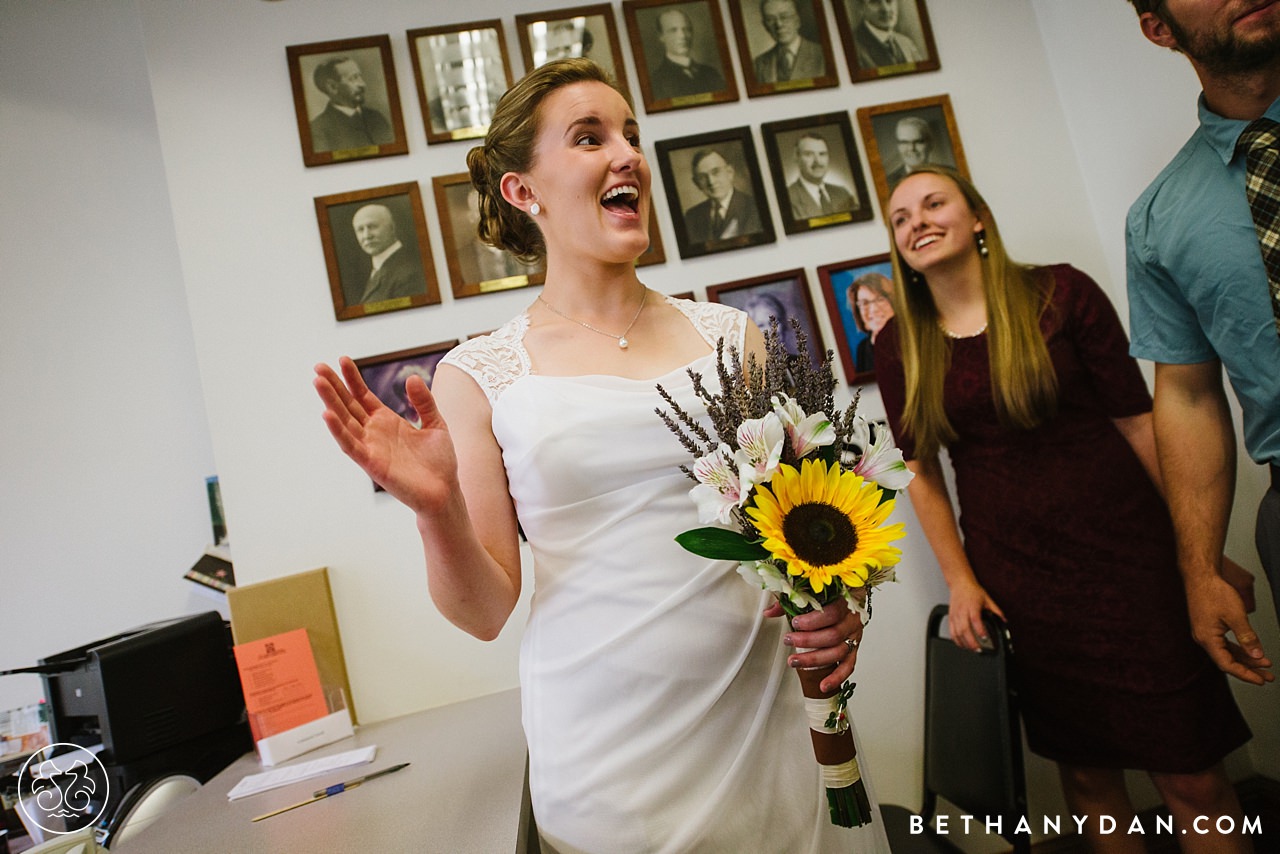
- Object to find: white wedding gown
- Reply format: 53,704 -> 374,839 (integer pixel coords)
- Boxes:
441,296 -> 891,854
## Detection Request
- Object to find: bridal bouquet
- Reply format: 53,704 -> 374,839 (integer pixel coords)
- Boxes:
656,322 -> 912,828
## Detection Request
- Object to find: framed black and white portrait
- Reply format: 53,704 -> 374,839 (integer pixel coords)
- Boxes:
407,20 -> 514,145
622,0 -> 738,113
431,172 -> 546,299
287,36 -> 408,167
655,127 -> 776,259
707,269 -> 825,368
833,0 -> 939,83
817,253 -> 895,384
516,5 -> 633,102
856,93 -> 968,206
762,112 -> 872,234
314,182 -> 440,321
725,0 -> 838,97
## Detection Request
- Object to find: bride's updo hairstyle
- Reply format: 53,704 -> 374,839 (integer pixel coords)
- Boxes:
466,58 -> 625,263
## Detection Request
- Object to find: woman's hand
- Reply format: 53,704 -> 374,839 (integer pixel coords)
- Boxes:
313,357 -> 460,515
948,579 -> 1004,652
768,598 -> 864,693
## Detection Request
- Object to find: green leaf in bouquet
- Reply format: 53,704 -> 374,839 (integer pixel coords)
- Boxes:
675,528 -> 770,561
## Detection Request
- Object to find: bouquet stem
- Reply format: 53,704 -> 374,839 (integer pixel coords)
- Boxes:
794,661 -> 873,828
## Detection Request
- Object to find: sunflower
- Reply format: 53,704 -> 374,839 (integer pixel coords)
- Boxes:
745,458 -> 904,594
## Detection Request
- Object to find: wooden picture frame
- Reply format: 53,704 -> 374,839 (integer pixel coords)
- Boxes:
638,208 -> 669,267
832,0 -> 939,83
515,5 -> 633,102
708,269 -> 825,368
354,340 -> 458,491
724,0 -> 838,98
761,112 -> 872,234
622,0 -> 738,113
286,35 -> 409,167
354,340 -> 458,425
655,126 -> 776,259
817,253 -> 895,384
314,182 -> 441,321
407,20 -> 514,145
856,94 -> 968,207
431,172 -> 546,299
431,172 -> 661,297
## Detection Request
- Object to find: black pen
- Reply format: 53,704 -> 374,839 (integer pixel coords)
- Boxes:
251,762 -> 411,822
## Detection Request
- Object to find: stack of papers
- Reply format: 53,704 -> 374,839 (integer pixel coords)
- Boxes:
226,745 -> 376,800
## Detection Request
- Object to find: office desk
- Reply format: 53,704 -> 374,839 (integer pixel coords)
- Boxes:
113,688 -> 528,854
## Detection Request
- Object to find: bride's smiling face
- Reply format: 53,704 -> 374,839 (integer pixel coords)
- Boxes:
521,81 -> 652,266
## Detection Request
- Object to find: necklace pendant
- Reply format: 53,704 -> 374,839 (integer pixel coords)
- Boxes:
537,287 -> 645,352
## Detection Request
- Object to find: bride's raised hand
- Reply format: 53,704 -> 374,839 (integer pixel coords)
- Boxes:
313,357 -> 458,514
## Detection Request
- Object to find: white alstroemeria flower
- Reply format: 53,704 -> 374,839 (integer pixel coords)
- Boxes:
772,393 -> 835,459
847,418 -> 914,491
736,561 -> 769,590
863,564 -> 897,588
734,413 -> 785,494
739,560 -> 823,612
690,444 -> 743,524
846,415 -> 871,453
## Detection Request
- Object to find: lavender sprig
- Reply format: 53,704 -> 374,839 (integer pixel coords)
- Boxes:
656,317 -> 862,471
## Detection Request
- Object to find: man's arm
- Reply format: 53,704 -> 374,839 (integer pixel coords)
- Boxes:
1153,360 -> 1273,684
1112,410 -> 1258,611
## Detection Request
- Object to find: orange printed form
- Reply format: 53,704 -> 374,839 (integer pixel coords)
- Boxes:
233,628 -> 330,741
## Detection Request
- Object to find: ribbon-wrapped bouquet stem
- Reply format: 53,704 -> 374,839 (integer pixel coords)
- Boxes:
656,322 -> 913,828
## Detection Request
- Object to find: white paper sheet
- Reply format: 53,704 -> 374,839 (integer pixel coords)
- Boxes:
226,745 -> 377,800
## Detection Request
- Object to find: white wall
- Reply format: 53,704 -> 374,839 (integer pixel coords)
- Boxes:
0,0 -> 223,714
2,0 -> 1275,841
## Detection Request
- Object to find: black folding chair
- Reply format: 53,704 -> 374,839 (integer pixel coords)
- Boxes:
881,604 -> 1029,854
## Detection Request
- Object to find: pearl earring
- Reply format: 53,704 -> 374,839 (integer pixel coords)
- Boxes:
975,229 -> 989,258
530,202 -> 541,216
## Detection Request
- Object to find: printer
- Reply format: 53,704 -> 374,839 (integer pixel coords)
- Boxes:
36,611 -> 251,833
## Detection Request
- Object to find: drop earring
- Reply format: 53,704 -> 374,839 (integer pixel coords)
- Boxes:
530,202 -> 541,216
975,229 -> 989,258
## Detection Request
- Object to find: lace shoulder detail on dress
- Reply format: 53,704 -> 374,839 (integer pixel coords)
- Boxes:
438,313 -> 532,406
663,294 -> 747,353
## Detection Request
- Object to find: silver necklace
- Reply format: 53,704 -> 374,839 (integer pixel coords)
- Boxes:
938,319 -> 988,339
538,287 -> 647,349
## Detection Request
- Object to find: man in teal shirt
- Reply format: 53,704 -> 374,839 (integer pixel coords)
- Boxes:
1125,0 -> 1279,689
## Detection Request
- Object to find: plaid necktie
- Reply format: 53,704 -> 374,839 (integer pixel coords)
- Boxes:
1236,117 -> 1280,338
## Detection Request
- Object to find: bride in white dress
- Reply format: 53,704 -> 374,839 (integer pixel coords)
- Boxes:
315,58 -> 890,854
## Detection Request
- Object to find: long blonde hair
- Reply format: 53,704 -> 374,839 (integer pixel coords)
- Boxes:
887,166 -> 1057,457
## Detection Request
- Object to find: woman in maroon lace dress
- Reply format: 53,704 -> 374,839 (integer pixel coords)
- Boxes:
875,166 -> 1252,853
